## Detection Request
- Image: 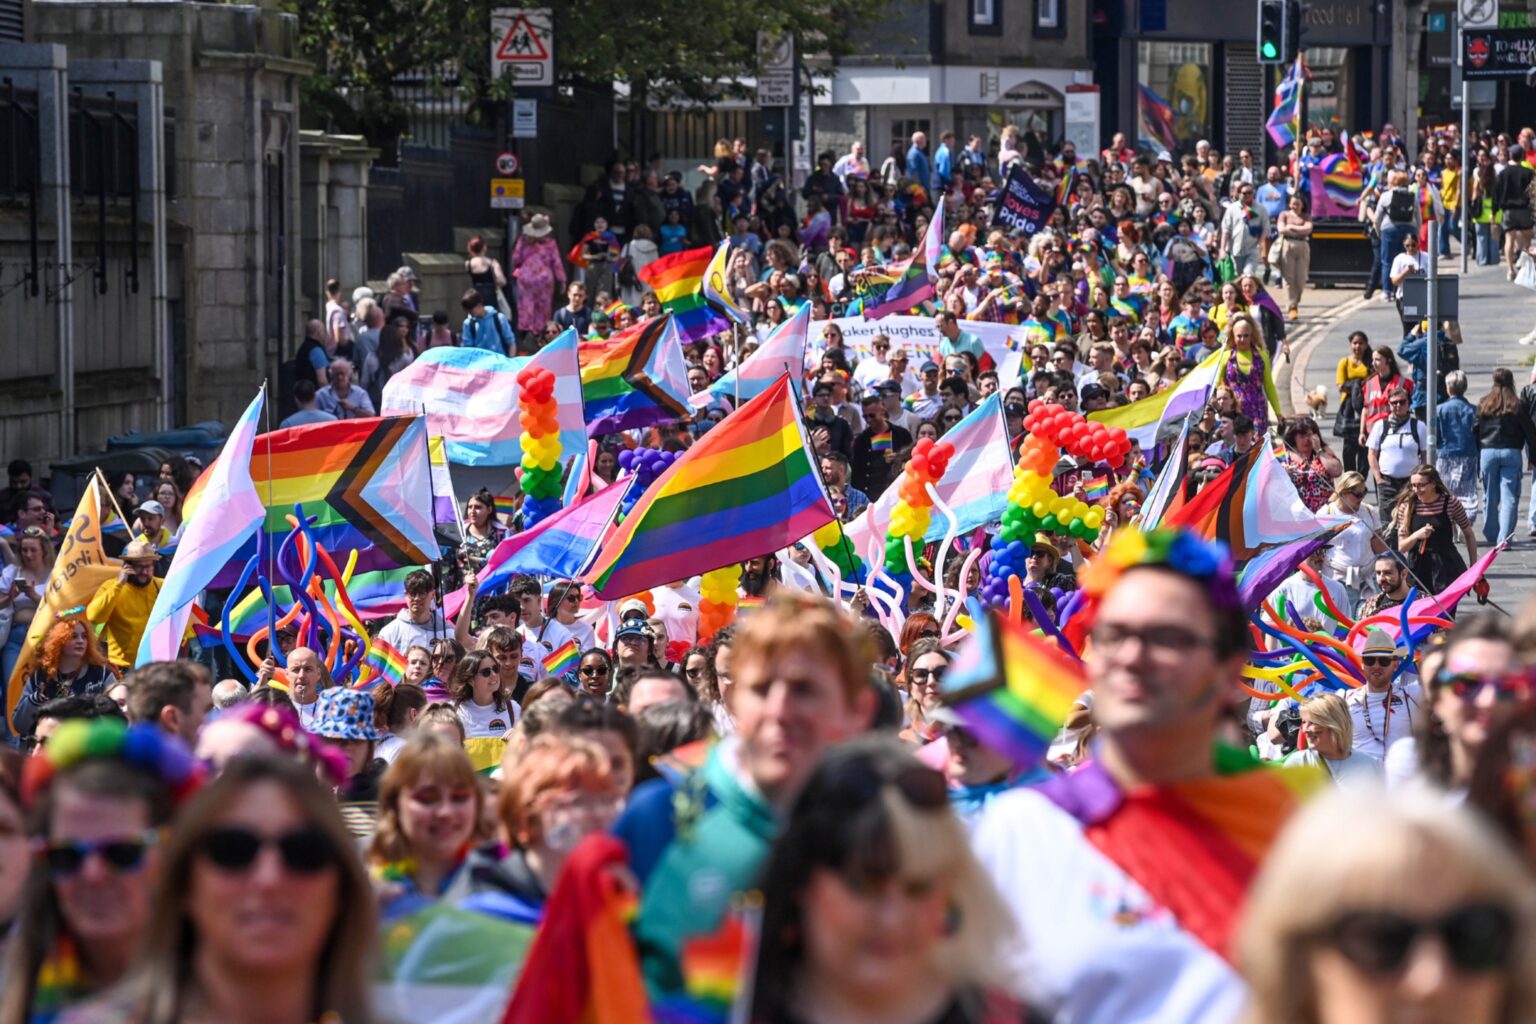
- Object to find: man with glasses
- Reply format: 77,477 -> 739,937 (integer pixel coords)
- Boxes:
12,491 -> 55,537
1217,181 -> 1269,278
1366,389 -> 1423,508
974,529 -> 1297,1023
1346,629 -> 1420,761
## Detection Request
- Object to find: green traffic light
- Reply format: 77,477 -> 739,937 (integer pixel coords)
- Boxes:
1261,41 -> 1278,58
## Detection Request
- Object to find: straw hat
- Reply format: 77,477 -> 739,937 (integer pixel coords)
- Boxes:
524,213 -> 554,238
121,539 -> 160,562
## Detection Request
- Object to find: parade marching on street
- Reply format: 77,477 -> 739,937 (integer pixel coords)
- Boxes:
6,1 -> 1536,1023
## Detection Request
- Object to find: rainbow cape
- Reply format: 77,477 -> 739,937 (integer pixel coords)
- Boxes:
542,638 -> 580,677
1037,747 -> 1324,962
584,375 -> 834,599
638,245 -> 733,345
940,606 -> 1086,767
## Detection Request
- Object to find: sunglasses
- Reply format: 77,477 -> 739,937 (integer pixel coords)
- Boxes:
579,664 -> 610,676
36,832 -> 159,877
908,666 -> 948,683
1437,670 -> 1534,703
198,826 -> 336,875
476,666 -> 498,678
1362,655 -> 1397,667
1321,904 -> 1514,976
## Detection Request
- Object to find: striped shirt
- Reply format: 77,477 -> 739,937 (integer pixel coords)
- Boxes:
1396,493 -> 1470,533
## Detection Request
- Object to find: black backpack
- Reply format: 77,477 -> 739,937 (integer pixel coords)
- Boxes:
1386,188 -> 1416,225
1334,378 -> 1365,436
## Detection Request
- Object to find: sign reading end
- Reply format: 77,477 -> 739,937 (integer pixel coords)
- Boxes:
491,8 -> 553,87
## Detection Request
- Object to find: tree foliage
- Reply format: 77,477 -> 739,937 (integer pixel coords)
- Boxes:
283,0 -> 895,158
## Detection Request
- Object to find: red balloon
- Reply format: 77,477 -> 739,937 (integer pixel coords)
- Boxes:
911,455 -> 930,477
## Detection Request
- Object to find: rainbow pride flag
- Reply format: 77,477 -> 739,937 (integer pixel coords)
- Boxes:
542,638 -> 580,677
638,245 -> 733,344
1084,475 -> 1110,501
870,430 -> 893,453
358,636 -> 407,687
941,606 -> 1087,767
185,415 -> 441,589
493,495 -> 518,518
579,315 -> 692,435
863,201 -> 942,320
585,375 -> 834,599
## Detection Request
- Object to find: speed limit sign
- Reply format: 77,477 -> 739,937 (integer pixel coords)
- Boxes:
496,151 -> 520,176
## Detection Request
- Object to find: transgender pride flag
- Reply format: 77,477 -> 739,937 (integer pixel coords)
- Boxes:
136,389 -> 266,666
381,328 -> 585,467
441,480 -> 628,620
692,304 -> 809,409
845,393 -> 1015,557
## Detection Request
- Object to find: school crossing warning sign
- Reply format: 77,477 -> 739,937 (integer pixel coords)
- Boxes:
491,8 -> 553,87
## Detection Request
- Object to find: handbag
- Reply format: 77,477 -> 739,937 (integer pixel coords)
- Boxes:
1216,254 -> 1236,284
1517,252 -> 1536,292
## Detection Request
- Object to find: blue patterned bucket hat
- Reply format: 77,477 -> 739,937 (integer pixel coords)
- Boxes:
309,688 -> 381,742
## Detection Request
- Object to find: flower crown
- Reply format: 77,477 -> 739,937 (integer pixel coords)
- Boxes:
1078,528 -> 1240,609
222,704 -> 350,787
22,718 -> 203,809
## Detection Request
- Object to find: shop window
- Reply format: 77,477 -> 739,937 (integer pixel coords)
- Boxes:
1304,47 -> 1351,134
891,119 -> 931,159
1136,41 -> 1214,159
971,0 -> 1001,35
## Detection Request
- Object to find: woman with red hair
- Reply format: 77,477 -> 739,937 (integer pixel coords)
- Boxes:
12,618 -> 117,739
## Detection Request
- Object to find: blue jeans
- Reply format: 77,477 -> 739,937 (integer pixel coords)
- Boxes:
1371,223 -> 1410,294
1476,222 -> 1499,265
1439,210 -> 1456,256
1481,447 -> 1523,546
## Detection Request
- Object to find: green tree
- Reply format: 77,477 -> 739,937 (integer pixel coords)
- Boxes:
285,0 -> 894,160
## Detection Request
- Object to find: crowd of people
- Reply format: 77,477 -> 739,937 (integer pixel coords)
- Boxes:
2,114 -> 1536,1023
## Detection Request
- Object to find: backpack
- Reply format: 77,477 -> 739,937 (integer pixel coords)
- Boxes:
1386,188 -> 1416,226
1334,378 -> 1365,436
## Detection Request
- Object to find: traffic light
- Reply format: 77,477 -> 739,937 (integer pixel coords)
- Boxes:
1284,0 -> 1304,63
1257,0 -> 1286,64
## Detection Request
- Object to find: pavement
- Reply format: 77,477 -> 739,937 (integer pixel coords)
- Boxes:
1278,251 -> 1536,613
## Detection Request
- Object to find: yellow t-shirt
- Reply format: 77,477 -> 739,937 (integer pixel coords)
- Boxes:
86,576 -> 163,666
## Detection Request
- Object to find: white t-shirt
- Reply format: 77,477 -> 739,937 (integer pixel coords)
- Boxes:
1284,747 -> 1382,785
971,789 -> 1248,1024
557,617 -> 597,653
1367,418 -> 1424,479
1271,571 -> 1352,630
378,610 -> 449,655
1324,503 -> 1382,591
294,697 -> 321,731
1389,251 -> 1429,298
376,734 -> 406,764
1346,682 -> 1423,760
456,698 -> 520,739
652,584 -> 701,646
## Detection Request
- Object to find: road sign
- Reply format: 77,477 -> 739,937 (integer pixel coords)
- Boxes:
756,31 -> 794,107
491,8 -> 553,87
1461,0 -> 1498,30
512,99 -> 538,138
1399,276 -> 1459,323
491,178 -> 525,209
1463,28 -> 1536,77
496,151 -> 519,176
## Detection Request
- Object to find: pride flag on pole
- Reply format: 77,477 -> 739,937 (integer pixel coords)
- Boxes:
584,375 -> 834,599
691,303 -> 809,410
863,200 -> 942,319
701,240 -> 750,325
1087,347 -> 1222,449
137,389 -> 266,666
638,246 -> 734,344
579,316 -> 693,435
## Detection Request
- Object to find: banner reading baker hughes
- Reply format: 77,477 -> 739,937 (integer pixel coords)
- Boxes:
1463,28 -> 1536,78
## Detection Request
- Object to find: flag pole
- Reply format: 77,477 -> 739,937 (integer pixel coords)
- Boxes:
788,372 -> 862,600
262,379 -> 277,663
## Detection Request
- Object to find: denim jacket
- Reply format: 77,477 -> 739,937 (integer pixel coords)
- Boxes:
1435,396 -> 1479,457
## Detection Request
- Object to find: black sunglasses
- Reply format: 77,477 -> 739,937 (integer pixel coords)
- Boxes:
198,826 -> 336,875
37,833 -> 158,877
1362,655 -> 1396,667
476,666 -> 498,678
1322,904 -> 1515,976
908,666 -> 948,683
579,664 -> 610,676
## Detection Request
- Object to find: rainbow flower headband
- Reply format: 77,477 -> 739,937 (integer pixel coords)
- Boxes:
1079,528 -> 1239,609
22,718 -> 203,809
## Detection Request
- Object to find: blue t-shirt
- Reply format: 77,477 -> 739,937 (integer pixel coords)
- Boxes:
1255,182 -> 1289,222
461,309 -> 512,354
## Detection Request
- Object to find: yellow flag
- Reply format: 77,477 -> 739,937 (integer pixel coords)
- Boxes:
701,240 -> 749,325
8,477 -> 122,728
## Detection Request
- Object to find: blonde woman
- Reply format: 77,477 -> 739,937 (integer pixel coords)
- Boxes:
1284,693 -> 1378,784
751,737 -> 1028,1024
1239,786 -> 1536,1024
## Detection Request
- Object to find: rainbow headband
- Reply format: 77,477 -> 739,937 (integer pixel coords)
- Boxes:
1078,527 -> 1240,610
22,718 -> 204,809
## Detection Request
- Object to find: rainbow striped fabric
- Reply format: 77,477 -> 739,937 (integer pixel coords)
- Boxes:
358,636 -> 407,688
870,430 -> 893,453
585,375 -> 834,599
941,606 -> 1087,767
637,245 -> 733,344
542,638 -> 580,677
1084,475 -> 1110,501
579,316 -> 692,435
691,303 -> 809,410
493,495 -> 518,518
863,202 -> 942,320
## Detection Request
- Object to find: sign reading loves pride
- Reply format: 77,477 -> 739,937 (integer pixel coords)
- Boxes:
992,165 -> 1058,236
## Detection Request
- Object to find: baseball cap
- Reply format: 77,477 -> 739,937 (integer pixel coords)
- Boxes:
616,620 -> 653,641
618,598 -> 650,620
920,360 -> 940,373
395,265 -> 418,281
135,500 -> 166,518
876,380 -> 903,394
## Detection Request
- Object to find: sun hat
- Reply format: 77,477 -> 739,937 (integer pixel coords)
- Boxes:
308,688 -> 381,742
121,539 -> 160,562
1361,629 -> 1399,658
524,213 -> 554,238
